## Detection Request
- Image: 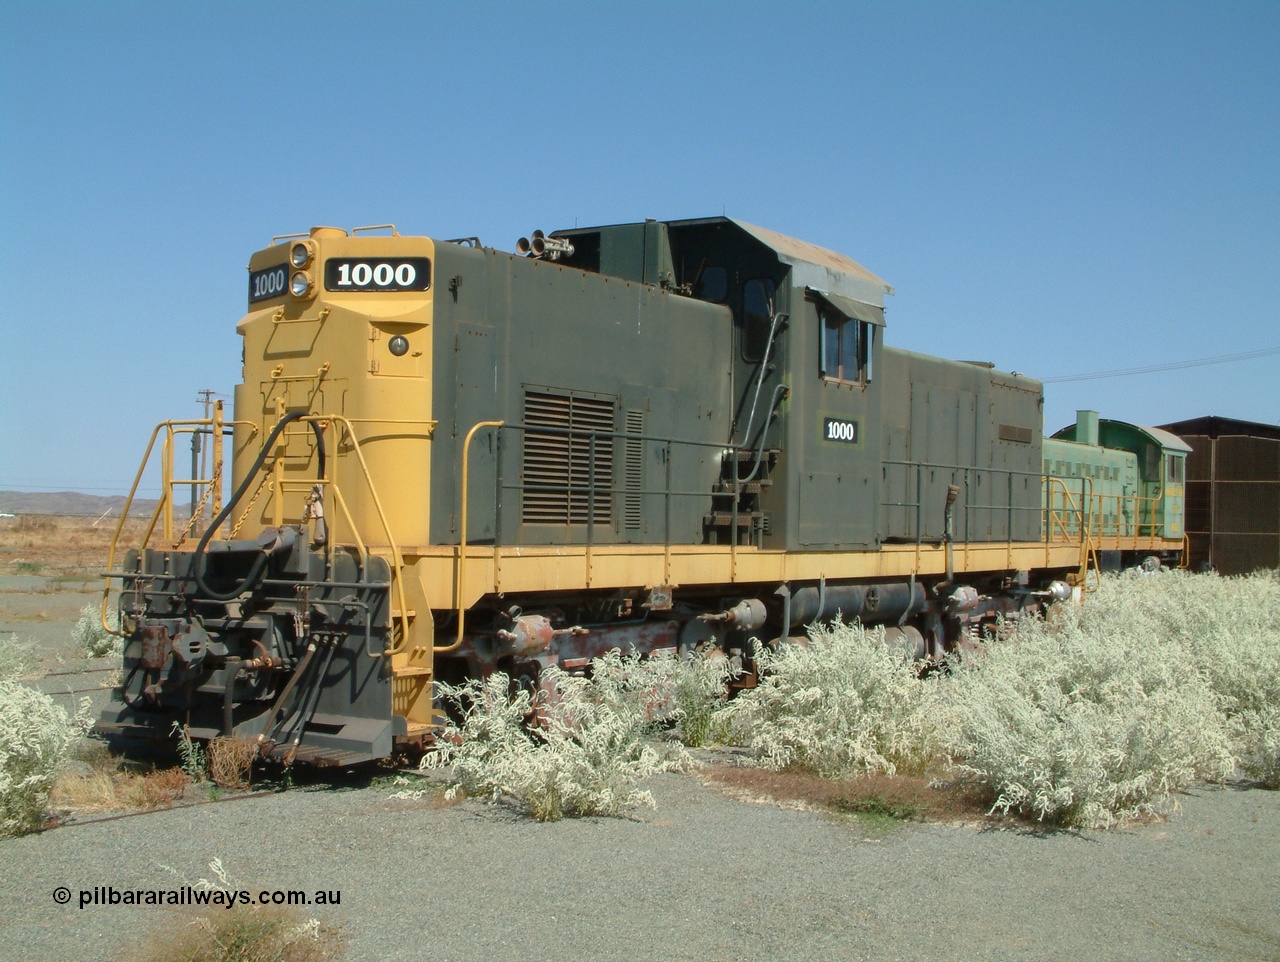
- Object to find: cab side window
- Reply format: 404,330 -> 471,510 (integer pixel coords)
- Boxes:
818,304 -> 872,383
1144,444 -> 1159,480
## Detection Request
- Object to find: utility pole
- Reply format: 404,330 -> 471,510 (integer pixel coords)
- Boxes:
192,389 -> 217,527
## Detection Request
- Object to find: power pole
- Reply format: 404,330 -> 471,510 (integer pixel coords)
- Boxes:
192,389 -> 217,527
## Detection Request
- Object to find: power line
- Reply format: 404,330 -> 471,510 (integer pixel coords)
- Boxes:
1043,345 -> 1280,383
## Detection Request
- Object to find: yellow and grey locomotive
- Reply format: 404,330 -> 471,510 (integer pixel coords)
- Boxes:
97,218 -> 1186,763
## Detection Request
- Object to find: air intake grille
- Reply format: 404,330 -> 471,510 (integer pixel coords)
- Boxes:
522,389 -> 616,526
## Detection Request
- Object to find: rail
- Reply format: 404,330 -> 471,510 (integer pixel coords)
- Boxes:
485,421 -> 753,545
1043,477 -> 1098,584
440,420 -> 505,654
880,459 -> 1045,573
101,409 -> 415,656
450,424 -> 1076,631
447,420 -> 1190,635
1043,475 -> 1172,544
448,420 -> 780,640
101,401 -> 250,635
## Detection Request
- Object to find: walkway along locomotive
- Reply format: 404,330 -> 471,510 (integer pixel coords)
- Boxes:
96,218 -> 1187,764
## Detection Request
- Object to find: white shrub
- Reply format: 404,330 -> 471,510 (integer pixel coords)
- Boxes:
0,633 -> 37,681
942,598 -> 1235,828
73,602 -> 121,658
0,681 -> 86,836
1069,570 -> 1280,789
716,622 -> 942,778
670,650 -> 736,747
582,647 -> 733,747
424,651 -> 687,821
418,570 -> 1278,826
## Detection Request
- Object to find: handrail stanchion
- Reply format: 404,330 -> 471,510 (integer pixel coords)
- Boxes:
439,420 -> 504,655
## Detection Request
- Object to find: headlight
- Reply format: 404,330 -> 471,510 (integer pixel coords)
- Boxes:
291,271 -> 313,297
290,243 -> 312,268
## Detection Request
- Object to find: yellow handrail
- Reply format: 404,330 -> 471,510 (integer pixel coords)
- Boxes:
100,415 -> 254,636
439,420 -> 504,655
1044,477 -> 1084,543
102,411 -> 411,656
298,414 -> 412,656
1045,477 -> 1172,543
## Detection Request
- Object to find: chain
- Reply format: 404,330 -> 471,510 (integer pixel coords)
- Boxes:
174,460 -> 222,547
229,472 -> 271,539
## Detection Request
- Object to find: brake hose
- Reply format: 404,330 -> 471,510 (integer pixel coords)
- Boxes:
192,412 -> 326,601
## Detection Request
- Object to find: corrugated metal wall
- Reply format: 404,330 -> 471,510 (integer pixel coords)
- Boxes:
1181,433 -> 1280,575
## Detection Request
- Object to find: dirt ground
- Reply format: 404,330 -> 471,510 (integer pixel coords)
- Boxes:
2,516 -> 1278,962
0,515 -> 142,716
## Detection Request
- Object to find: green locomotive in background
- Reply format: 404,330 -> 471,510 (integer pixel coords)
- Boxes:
1045,410 -> 1188,565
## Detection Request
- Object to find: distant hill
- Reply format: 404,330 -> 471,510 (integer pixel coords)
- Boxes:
0,490 -> 183,518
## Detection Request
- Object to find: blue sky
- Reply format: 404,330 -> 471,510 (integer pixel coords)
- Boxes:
1,1 -> 1277,496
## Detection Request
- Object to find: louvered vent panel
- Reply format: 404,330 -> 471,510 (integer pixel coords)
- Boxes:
998,423 -> 1033,444
624,410 -> 645,531
522,390 -> 615,526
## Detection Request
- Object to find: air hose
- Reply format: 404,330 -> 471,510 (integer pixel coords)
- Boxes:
192,412 -> 326,601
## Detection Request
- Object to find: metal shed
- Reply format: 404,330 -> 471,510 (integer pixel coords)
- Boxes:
1157,416 -> 1280,575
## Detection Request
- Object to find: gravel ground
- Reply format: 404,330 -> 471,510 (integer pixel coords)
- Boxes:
1,768 -> 1277,962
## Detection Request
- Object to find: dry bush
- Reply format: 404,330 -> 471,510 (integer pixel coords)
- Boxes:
584,647 -> 733,747
50,766 -> 188,813
1097,569 -> 1280,788
139,906 -> 345,962
208,737 -> 256,790
708,571 -> 1276,829
0,634 -> 38,681
139,768 -> 192,806
703,764 -> 991,826
14,515 -> 56,536
73,602 -> 122,658
0,514 -> 150,573
141,859 -> 345,962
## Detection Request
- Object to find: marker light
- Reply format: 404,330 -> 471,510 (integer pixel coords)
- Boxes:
389,335 -> 409,356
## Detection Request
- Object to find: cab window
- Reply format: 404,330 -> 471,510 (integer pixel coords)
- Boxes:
1144,444 -> 1159,480
742,278 -> 776,362
819,304 -> 872,383
694,266 -> 728,303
